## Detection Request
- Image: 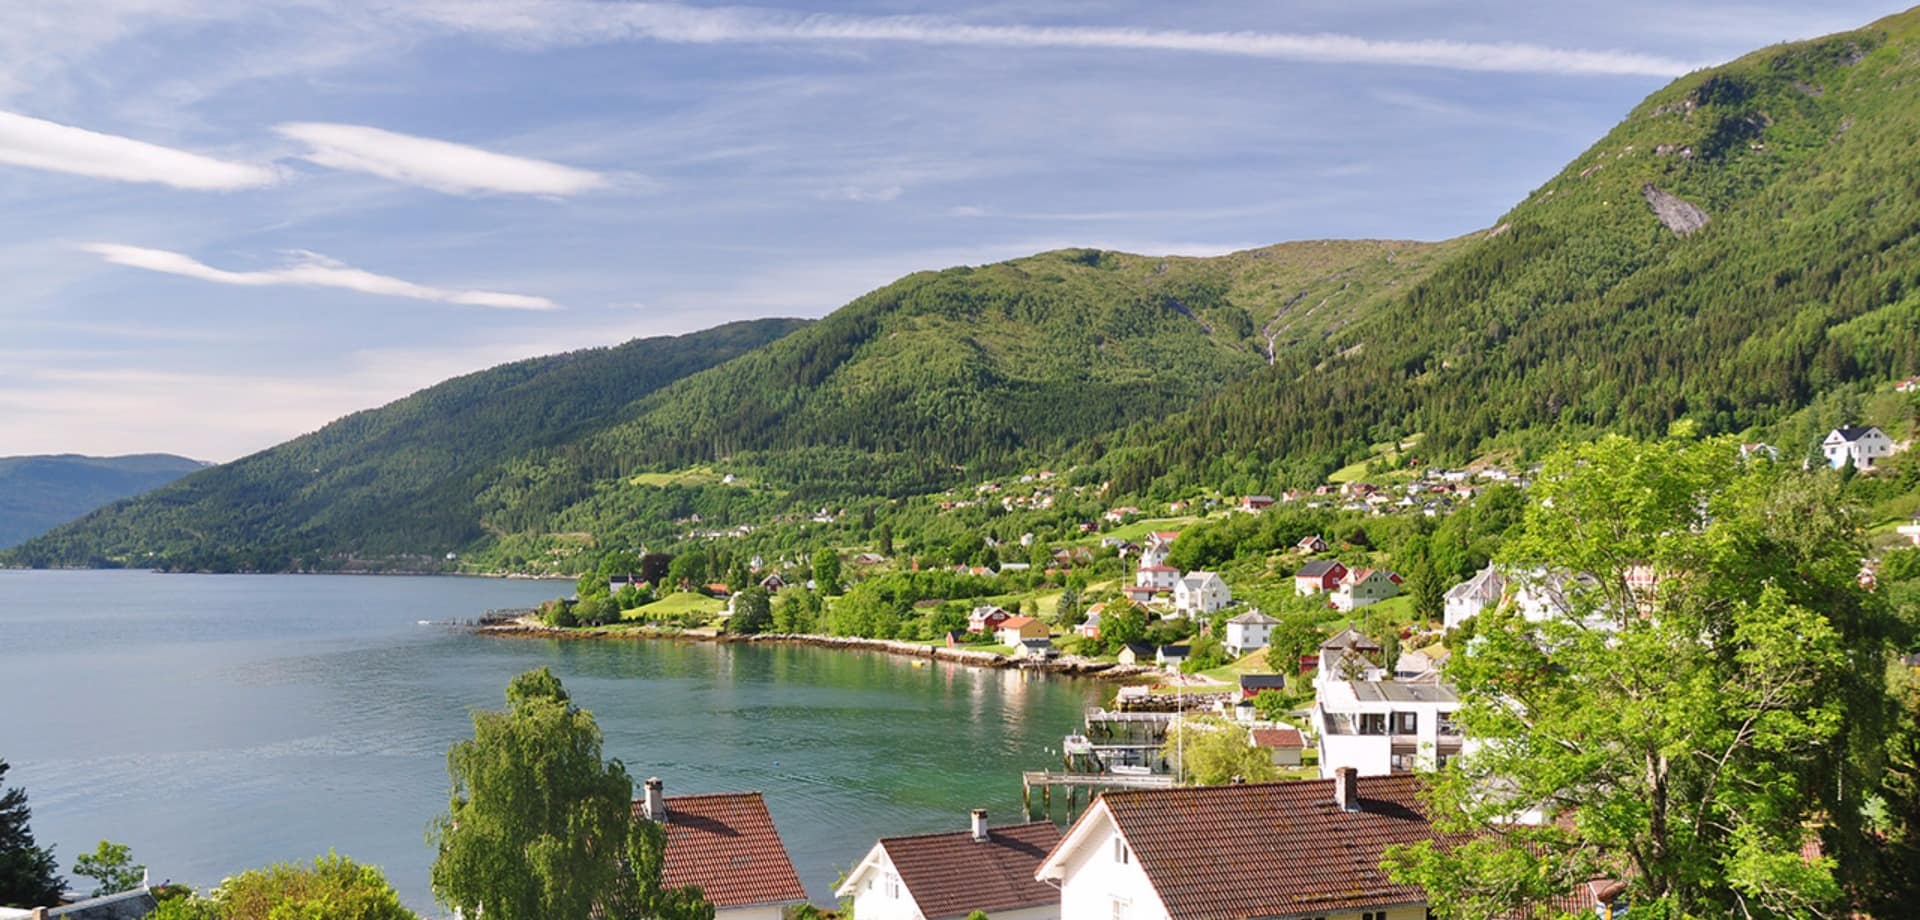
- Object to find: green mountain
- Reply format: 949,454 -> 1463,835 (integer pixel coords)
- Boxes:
4,319 -> 807,570
16,7 -> 1920,570
1104,8 -> 1920,493
0,454 -> 207,549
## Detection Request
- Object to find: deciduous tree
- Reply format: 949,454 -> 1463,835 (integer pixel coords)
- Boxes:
72,840 -> 144,897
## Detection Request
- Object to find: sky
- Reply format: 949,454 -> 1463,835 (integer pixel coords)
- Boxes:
0,1 -> 1908,462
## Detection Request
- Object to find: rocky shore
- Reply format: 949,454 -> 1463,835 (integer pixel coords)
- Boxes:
476,618 -> 1164,682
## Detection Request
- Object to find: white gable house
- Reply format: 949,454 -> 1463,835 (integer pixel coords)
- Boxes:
1442,565 -> 1507,629
1222,611 -> 1279,657
1824,426 -> 1894,470
1173,571 -> 1231,617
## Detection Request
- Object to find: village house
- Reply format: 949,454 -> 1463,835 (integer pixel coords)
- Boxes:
1076,610 -> 1103,639
1134,564 -> 1181,591
1173,571 -> 1232,617
1312,681 -> 1464,777
1823,425 -> 1895,470
1394,648 -> 1448,684
1121,585 -> 1161,606
839,810 -> 1063,920
1315,627 -> 1385,690
1900,514 -> 1920,548
1221,610 -> 1278,656
1292,560 -> 1347,596
997,616 -> 1052,645
1240,495 -> 1275,512
758,573 -> 788,592
1250,726 -> 1307,767
970,605 -> 1012,633
1442,564 -> 1507,629
1032,772 -> 1438,920
1116,641 -> 1158,667
1139,532 -> 1179,569
0,882 -> 162,920
1331,568 -> 1402,612
1239,673 -> 1287,699
1154,644 -> 1190,671
1898,375 -> 1920,393
1014,638 -> 1059,661
1294,534 -> 1328,554
635,779 -> 808,920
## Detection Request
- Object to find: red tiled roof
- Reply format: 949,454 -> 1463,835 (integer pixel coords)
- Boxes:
882,822 -> 1063,919
636,793 -> 808,910
1250,727 -> 1305,749
1093,775 -> 1436,920
1000,615 -> 1038,629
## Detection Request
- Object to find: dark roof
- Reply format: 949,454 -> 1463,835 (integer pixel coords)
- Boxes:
1295,560 -> 1343,577
1157,644 -> 1190,658
1122,641 -> 1158,657
637,793 -> 808,909
1094,774 -> 1435,920
1832,426 -> 1882,441
1239,674 -> 1287,691
48,888 -> 159,919
882,821 -> 1063,919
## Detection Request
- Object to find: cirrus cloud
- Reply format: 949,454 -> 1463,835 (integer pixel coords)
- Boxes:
0,109 -> 275,190
80,242 -> 558,310
275,122 -> 607,195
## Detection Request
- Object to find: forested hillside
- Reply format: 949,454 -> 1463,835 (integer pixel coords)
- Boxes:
4,319 -> 807,570
15,8 -> 1920,571
0,454 -> 206,548
1099,9 -> 1920,493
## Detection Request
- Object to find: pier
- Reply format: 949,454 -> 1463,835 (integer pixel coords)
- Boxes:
1021,769 -> 1178,818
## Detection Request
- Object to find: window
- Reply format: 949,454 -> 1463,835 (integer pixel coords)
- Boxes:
1359,713 -> 1387,735
1110,896 -> 1131,920
1438,713 -> 1462,736
884,875 -> 900,899
1113,837 -> 1131,863
1392,711 -> 1418,734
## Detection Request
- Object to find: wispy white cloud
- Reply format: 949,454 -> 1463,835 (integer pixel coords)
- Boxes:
79,243 -> 558,310
0,109 -> 275,190
398,1 -> 1700,77
275,122 -> 608,195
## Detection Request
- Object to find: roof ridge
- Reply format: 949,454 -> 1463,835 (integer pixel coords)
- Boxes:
880,820 -> 1058,845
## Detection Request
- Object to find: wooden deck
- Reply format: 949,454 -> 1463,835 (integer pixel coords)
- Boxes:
1022,769 -> 1178,818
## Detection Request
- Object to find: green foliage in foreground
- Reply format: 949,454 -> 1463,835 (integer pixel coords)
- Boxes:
430,669 -> 710,920
1161,717 -> 1278,786
150,853 -> 414,920
1384,435 -> 1914,918
0,758 -> 61,909
72,840 -> 144,898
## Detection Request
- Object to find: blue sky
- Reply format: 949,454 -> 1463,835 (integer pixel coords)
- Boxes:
0,1 -> 1906,461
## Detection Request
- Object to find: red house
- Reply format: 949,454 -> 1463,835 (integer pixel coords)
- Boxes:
1293,560 -> 1348,595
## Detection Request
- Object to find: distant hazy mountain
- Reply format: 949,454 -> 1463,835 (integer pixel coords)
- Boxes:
0,454 -> 208,549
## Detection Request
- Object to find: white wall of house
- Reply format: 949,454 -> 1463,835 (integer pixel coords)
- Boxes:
715,905 -> 787,920
1825,428 -> 1894,469
1224,621 -> 1271,656
1174,574 -> 1231,616
1051,815 -> 1172,920
1312,682 -> 1463,778
1136,567 -> 1180,590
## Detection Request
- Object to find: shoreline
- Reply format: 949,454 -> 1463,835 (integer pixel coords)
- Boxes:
477,619 -> 1169,684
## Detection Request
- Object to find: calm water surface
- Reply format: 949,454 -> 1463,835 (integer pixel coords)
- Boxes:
0,570 -> 1103,914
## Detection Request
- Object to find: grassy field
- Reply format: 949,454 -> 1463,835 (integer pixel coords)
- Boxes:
627,592 -> 726,619
627,465 -> 752,488
1327,434 -> 1424,484
1070,516 -> 1203,547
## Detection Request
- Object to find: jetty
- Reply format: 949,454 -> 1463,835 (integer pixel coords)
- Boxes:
1022,769 -> 1177,816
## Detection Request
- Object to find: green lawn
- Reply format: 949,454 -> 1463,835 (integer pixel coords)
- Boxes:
1327,434 -> 1424,484
1071,516 -> 1202,547
627,465 -> 752,488
627,592 -> 726,619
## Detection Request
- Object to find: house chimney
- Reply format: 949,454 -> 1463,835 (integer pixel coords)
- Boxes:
30,909 -> 47,920
970,808 -> 989,842
1334,767 -> 1360,812
643,777 -> 665,820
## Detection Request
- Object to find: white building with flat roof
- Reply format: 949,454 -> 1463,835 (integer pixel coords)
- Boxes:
1312,679 -> 1465,778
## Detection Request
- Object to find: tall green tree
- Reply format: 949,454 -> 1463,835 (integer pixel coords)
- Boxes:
811,548 -> 842,595
430,669 -> 708,920
157,852 -> 417,920
728,586 -> 772,635
72,840 -> 144,897
0,759 -> 61,909
1385,436 -> 1910,919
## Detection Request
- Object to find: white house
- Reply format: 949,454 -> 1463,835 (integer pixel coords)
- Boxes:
1173,571 -> 1231,617
1824,426 -> 1895,470
1222,610 -> 1278,657
1139,531 -> 1179,569
1312,680 -> 1464,777
1033,773 -> 1439,920
1442,565 -> 1507,629
1134,565 -> 1180,591
1315,627 -> 1385,691
1331,567 -> 1401,612
838,811 -> 1061,920
637,779 -> 808,920
1510,569 -> 1609,627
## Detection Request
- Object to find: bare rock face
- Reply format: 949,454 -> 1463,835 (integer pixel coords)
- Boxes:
1642,184 -> 1710,237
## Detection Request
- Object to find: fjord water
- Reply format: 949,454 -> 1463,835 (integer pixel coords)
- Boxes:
0,570 -> 1102,914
